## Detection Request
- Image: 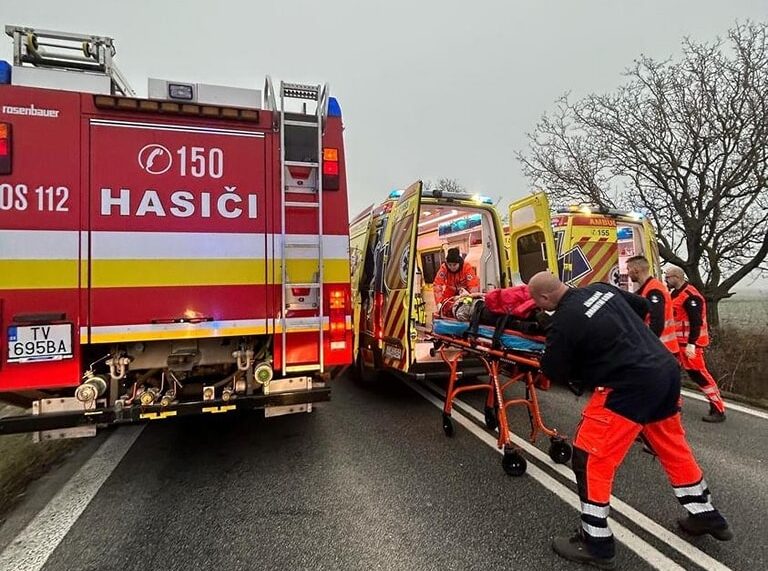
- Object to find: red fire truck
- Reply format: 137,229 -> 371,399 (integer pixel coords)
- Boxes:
0,26 -> 352,439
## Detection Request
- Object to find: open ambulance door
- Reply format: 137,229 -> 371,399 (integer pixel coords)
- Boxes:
507,192 -> 558,284
349,205 -> 374,357
643,218 -> 663,280
379,181 -> 423,372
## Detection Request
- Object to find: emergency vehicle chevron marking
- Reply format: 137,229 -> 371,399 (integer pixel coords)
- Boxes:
575,239 -> 616,284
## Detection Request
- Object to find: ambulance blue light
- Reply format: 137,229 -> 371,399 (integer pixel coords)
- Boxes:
0,61 -> 11,84
388,189 -> 404,199
328,97 -> 342,117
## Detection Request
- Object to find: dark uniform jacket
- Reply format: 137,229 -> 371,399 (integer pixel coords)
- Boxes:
540,283 -> 681,423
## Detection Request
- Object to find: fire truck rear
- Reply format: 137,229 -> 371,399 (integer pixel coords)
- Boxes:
0,26 -> 352,439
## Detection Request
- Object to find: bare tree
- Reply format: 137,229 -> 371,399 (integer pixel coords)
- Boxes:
423,178 -> 466,194
517,21 -> 768,326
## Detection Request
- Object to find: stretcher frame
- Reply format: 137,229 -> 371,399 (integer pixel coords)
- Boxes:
427,328 -> 572,476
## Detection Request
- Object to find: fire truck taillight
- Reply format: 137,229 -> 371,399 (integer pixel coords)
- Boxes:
322,147 -> 340,191
329,288 -> 347,350
0,123 -> 11,175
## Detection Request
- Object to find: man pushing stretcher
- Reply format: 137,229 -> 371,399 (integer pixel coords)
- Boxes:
527,271 -> 732,569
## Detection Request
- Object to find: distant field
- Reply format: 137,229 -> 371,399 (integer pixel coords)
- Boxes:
719,292 -> 768,332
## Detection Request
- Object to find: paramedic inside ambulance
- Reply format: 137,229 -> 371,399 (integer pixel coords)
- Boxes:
432,247 -> 480,304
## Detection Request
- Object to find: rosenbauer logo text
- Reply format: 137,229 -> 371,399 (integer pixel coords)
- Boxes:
1,104 -> 60,118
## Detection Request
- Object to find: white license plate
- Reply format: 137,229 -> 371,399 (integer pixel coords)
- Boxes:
384,343 -> 403,361
7,324 -> 73,363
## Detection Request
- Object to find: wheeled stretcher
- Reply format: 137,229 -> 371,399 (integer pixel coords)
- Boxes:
428,317 -> 572,476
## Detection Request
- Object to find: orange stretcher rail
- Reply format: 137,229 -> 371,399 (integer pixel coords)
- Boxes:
427,328 -> 572,476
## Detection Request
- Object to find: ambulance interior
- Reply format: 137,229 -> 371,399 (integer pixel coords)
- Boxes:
412,205 -> 503,360
616,221 -> 647,291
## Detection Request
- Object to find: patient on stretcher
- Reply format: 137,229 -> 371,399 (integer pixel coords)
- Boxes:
436,285 -> 551,336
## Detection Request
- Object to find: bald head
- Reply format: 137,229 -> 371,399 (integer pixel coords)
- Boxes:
528,271 -> 569,311
663,265 -> 686,290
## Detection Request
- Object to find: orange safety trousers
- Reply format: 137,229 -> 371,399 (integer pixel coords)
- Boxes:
571,388 -> 713,558
679,347 -> 725,414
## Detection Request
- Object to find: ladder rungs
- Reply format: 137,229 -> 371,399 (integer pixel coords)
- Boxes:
284,119 -> 319,127
286,283 -> 321,289
285,160 -> 319,168
284,235 -> 320,246
284,242 -> 320,249
285,201 -> 319,208
284,187 -> 318,194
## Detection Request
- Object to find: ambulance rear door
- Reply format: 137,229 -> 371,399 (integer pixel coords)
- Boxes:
558,214 -> 619,288
642,217 -> 663,279
348,205 -> 374,357
379,180 -> 422,372
507,192 -> 558,284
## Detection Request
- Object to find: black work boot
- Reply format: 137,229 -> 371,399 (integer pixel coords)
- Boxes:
702,404 -> 726,423
678,514 -> 733,541
552,532 -> 616,570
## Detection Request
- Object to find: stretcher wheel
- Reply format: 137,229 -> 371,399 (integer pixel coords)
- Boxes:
442,414 -> 455,437
484,406 -> 498,431
549,439 -> 572,464
502,451 -> 527,477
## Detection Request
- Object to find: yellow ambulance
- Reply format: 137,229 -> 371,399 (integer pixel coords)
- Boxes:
506,192 -> 662,290
349,187 -> 662,380
349,181 -> 508,380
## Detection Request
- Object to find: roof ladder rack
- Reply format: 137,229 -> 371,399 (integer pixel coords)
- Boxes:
5,25 -> 135,96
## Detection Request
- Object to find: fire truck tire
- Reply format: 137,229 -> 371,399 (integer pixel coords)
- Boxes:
502,451 -> 527,477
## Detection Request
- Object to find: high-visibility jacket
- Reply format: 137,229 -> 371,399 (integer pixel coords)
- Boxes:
671,282 -> 710,347
637,277 -> 679,354
433,261 -> 480,303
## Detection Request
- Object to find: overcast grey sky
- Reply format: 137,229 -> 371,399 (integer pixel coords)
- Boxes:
2,1 -> 767,288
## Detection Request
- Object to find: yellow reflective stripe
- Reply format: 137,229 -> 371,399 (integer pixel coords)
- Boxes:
91,259 -> 349,287
280,259 -> 350,285
1,259 -> 350,290
89,324 -> 269,344
91,259 -> 266,287
0,261 -> 79,289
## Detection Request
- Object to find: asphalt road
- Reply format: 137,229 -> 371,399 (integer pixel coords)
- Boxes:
0,370 -> 765,570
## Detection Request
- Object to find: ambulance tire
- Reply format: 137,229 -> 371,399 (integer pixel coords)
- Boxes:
548,439 -> 572,464
352,353 -> 379,384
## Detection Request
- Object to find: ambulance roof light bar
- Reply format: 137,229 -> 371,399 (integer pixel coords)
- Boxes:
5,25 -> 135,96
556,203 -> 645,220
386,188 -> 493,204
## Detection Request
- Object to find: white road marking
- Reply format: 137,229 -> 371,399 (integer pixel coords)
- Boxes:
681,388 -> 768,420
411,381 -> 732,571
0,426 -> 144,571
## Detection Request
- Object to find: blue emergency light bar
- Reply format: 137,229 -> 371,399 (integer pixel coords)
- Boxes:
328,97 -> 342,117
0,61 -> 11,84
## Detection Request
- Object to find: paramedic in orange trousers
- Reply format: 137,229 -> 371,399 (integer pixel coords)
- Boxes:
528,271 -> 732,570
432,247 -> 480,304
664,265 -> 726,423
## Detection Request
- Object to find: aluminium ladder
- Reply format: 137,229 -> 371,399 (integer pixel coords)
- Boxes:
279,81 -> 330,375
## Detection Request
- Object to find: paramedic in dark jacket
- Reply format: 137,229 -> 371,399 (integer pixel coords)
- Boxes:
528,271 -> 731,569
